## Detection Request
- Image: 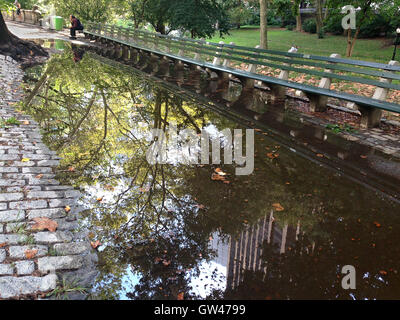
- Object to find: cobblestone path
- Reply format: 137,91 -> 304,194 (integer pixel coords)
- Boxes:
0,55 -> 97,299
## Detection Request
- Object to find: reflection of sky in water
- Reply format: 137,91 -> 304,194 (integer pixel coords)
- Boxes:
189,261 -> 227,298
95,233 -> 229,299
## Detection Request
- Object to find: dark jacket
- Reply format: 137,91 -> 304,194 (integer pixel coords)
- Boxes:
71,18 -> 83,29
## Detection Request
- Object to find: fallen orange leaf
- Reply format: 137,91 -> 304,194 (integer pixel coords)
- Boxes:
31,217 -> 58,232
272,203 -> 285,211
25,249 -> 38,259
0,242 -> 7,248
177,292 -> 184,300
91,240 -> 101,249
65,206 -> 71,213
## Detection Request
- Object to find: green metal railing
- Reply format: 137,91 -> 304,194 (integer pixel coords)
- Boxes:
84,22 -> 400,114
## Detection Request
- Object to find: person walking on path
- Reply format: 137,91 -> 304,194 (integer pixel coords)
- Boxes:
69,15 -> 84,39
14,1 -> 22,22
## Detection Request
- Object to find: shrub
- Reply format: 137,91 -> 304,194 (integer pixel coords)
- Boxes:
303,19 -> 316,34
286,24 -> 295,31
323,13 -> 344,35
359,14 -> 391,38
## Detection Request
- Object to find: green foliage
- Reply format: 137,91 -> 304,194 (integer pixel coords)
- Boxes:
133,0 -> 229,38
270,0 -> 296,27
0,116 -> 20,128
324,4 -> 398,38
0,0 -> 13,11
286,24 -> 295,31
323,9 -> 344,35
227,4 -> 252,29
326,123 -> 357,134
48,0 -> 113,23
169,0 -> 230,38
303,19 -> 316,34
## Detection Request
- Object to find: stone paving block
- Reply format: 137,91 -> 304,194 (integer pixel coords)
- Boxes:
0,264 -> 14,276
0,274 -> 57,299
53,242 -> 91,256
0,234 -> 28,244
33,231 -> 73,244
16,261 -> 35,275
27,208 -> 67,219
9,245 -> 49,259
0,249 -> 6,263
9,200 -> 48,210
0,192 -> 24,202
38,255 -> 84,272
0,210 -> 25,223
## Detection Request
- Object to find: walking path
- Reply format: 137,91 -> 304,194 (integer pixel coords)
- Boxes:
0,55 -> 97,299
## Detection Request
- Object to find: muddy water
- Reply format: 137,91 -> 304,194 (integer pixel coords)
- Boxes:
23,43 -> 400,300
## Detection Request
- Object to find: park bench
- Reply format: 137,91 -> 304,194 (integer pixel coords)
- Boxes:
84,22 -> 400,128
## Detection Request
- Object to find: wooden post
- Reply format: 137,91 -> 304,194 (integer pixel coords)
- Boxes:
358,60 -> 400,128
308,53 -> 341,112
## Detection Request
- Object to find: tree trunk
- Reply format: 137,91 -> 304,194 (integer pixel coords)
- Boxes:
296,13 -> 302,32
0,12 -> 48,62
315,0 -> 323,35
0,12 -> 11,44
260,0 -> 268,49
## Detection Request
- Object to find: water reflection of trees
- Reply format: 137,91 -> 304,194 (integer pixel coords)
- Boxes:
23,46 -> 400,300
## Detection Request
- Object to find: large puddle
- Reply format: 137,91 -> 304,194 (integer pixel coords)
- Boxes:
22,43 -> 400,300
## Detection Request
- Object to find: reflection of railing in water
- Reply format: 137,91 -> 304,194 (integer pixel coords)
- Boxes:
225,211 -> 301,291
86,51 -> 400,202
83,21 -> 400,129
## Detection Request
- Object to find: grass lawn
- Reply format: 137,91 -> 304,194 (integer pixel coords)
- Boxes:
209,27 -> 395,64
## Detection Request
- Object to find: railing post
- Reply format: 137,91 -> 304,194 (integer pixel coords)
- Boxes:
193,38 -> 204,60
213,41 -> 225,65
358,60 -> 400,128
242,45 -> 260,89
308,53 -> 341,112
178,40 -> 185,57
222,42 -> 235,68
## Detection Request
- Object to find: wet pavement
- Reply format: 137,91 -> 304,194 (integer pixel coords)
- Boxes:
0,54 -> 97,299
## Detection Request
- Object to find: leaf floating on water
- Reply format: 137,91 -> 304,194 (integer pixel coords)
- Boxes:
211,173 -> 226,181
91,240 -> 101,249
96,196 -> 103,202
379,270 -> 387,275
35,174 -> 43,179
316,154 -> 324,158
25,249 -> 38,259
65,206 -> 71,213
266,152 -> 279,159
21,158 -> 30,162
177,292 -> 184,300
272,203 -> 284,212
373,221 -> 381,228
215,168 -> 227,176
360,155 -> 368,159
0,242 -> 7,248
163,260 -> 171,266
31,217 -> 58,232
